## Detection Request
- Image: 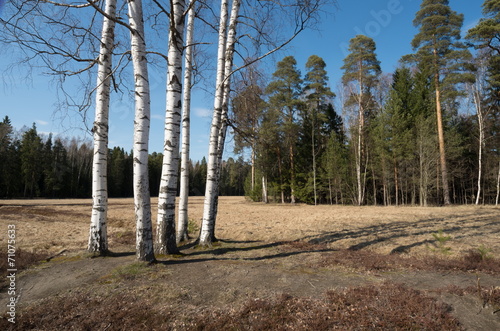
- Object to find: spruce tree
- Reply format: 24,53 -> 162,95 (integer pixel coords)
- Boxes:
411,0 -> 473,205
266,56 -> 303,203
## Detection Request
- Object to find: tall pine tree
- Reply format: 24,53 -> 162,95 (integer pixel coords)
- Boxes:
411,0 -> 473,205
341,35 -> 381,205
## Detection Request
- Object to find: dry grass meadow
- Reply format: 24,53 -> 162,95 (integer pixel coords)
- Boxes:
1,197 -> 500,330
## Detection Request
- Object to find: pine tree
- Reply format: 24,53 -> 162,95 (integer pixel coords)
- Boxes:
467,0 -> 500,54
341,35 -> 381,205
411,0 -> 474,205
303,55 -> 334,205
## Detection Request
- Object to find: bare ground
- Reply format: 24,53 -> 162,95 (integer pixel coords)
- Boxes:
0,197 -> 499,330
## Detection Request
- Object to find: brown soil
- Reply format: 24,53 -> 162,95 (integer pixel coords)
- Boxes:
0,197 -> 499,330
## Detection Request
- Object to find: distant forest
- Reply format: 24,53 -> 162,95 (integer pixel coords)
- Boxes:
0,118 -> 249,199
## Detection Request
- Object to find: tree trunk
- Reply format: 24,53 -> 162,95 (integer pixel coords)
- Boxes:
312,108 -> 317,206
277,146 -> 285,203
496,161 -> 500,206
127,0 -> 155,262
394,157 -> 399,206
473,87 -> 484,205
156,0 -> 186,255
356,68 -> 364,206
433,49 -> 450,205
251,144 -> 256,191
177,1 -> 195,244
88,0 -> 116,255
289,138 -> 296,203
262,175 -> 268,203
199,0 -> 241,246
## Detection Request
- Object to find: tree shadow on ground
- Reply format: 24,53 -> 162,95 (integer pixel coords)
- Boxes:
301,214 -> 499,254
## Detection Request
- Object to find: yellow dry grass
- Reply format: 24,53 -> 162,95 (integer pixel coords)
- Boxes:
1,197 -> 499,257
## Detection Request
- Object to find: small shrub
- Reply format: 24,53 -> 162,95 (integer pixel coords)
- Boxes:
477,244 -> 493,260
187,218 -> 199,235
431,229 -> 452,255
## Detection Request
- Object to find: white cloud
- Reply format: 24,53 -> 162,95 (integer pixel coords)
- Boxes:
151,113 -> 164,120
194,107 -> 211,118
36,120 -> 49,126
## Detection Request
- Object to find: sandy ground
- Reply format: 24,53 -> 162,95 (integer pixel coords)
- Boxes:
1,196 -> 499,257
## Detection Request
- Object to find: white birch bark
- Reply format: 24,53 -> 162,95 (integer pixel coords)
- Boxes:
262,175 -> 268,203
473,86 -> 484,205
198,0 -> 229,246
177,1 -> 195,243
156,0 -> 186,254
496,161 -> 500,206
88,0 -> 116,255
127,0 -> 155,262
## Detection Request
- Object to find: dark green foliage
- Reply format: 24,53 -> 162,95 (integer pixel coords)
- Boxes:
0,122 -> 249,199
467,0 -> 500,54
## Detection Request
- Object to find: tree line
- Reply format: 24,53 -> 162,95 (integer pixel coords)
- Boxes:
231,0 -> 500,207
0,117 -> 249,199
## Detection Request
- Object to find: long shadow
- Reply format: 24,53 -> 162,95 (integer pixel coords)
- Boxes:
185,241 -> 286,257
86,213 -> 499,266
303,214 -> 500,253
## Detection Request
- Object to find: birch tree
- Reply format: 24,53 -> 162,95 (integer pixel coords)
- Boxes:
177,1 -> 196,243
155,0 -> 188,254
88,0 -> 117,255
127,0 -> 155,262
198,0 -> 327,245
199,0 -> 238,246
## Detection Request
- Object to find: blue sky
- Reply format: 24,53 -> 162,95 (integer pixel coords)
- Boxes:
0,0 -> 482,162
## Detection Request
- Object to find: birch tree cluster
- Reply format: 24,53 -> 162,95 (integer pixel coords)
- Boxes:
1,0 -> 326,259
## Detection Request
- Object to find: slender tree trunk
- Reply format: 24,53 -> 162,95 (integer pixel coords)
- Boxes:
473,88 -> 484,205
496,161 -> 500,206
156,0 -> 186,255
177,1 -> 195,244
262,175 -> 268,203
394,157 -> 399,206
289,130 -> 296,204
199,0 -> 241,246
433,49 -> 450,205
128,0 -> 155,262
277,146 -> 285,203
312,108 -> 317,206
328,177 -> 333,205
251,145 -> 256,191
356,70 -> 364,206
88,0 -> 116,255
371,161 -> 376,206
209,0 -> 240,242
199,0 -> 228,246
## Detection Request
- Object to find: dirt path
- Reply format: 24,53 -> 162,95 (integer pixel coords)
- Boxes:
2,241 -> 499,330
